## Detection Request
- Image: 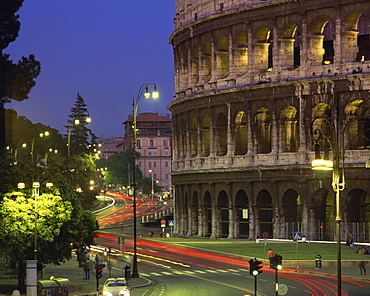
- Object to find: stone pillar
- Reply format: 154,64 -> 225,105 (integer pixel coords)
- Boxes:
210,33 -> 217,81
209,112 -> 215,157
308,35 -> 325,66
247,106 -> 254,155
26,260 -> 38,296
278,39 -> 295,70
271,109 -> 278,155
227,103 -> 233,158
334,15 -> 342,64
253,43 -> 270,72
185,113 -> 191,159
341,31 -> 359,63
186,42 -> 192,88
228,29 -> 235,78
247,183 -> 255,240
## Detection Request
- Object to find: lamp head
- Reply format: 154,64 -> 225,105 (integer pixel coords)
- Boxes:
144,87 -> 150,98
152,86 -> 159,99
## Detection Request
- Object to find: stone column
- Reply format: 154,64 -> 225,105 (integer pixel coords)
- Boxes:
308,35 -> 325,66
278,39 -> 295,70
341,31 -> 359,63
253,43 -> 270,72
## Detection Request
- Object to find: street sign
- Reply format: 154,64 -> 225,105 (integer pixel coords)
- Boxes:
161,219 -> 166,225
293,232 -> 301,240
168,220 -> 174,226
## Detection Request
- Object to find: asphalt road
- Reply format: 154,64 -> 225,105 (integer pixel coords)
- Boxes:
94,193 -> 370,296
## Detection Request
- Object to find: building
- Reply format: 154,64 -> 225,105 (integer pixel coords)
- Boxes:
123,112 -> 172,196
98,137 -> 124,159
169,0 -> 370,240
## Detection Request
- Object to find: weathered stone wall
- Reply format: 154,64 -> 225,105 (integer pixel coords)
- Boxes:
170,0 -> 370,241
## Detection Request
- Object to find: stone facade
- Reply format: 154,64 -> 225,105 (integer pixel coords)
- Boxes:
169,0 -> 370,240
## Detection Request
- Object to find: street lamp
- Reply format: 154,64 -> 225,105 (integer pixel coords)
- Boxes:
132,83 -> 158,278
31,131 -> 49,168
311,115 -> 370,296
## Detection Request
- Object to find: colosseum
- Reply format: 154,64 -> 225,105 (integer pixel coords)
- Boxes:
168,0 -> 370,241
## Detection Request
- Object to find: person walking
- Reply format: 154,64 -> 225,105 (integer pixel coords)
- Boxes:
83,259 -> 93,279
359,261 -> 369,275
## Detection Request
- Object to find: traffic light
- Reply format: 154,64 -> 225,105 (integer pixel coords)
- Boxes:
276,255 -> 283,270
96,263 -> 105,279
269,256 -> 276,269
249,258 -> 263,276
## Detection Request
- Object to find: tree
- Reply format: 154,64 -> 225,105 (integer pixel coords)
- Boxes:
0,190 -> 72,290
0,1 -> 41,158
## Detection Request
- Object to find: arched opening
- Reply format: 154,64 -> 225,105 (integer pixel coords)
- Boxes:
234,31 -> 248,75
190,117 -> 198,157
191,44 -> 199,84
234,110 -> 248,155
357,14 -> 370,61
204,191 -> 212,237
216,36 -> 229,78
255,27 -> 272,71
345,189 -> 370,242
191,191 -> 199,236
282,189 -> 301,239
310,18 -> 333,65
280,106 -> 299,152
181,46 -> 189,88
218,190 -> 229,238
201,115 -> 210,157
215,112 -> 227,156
312,189 -> 333,241
280,22 -> 298,69
311,103 -> 332,153
202,41 -> 212,82
235,189 -> 249,238
344,100 -> 370,150
256,189 -> 273,237
255,107 -> 271,154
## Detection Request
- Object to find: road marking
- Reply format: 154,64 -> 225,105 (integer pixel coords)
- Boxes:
161,272 -> 173,275
194,270 -> 207,273
150,272 -> 162,276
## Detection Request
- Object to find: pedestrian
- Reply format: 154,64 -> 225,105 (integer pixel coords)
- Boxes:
83,259 -> 92,279
359,261 -> 369,275
256,236 -> 261,243
302,235 -> 307,243
267,248 -> 274,258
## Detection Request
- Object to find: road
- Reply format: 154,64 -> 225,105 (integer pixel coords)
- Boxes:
95,193 -> 370,296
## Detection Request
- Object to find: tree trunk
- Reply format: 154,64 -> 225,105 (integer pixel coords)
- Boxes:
17,259 -> 26,293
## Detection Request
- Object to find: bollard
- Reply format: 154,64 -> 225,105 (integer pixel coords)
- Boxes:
315,254 -> 322,268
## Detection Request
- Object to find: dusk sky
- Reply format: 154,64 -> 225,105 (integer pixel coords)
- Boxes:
7,0 -> 175,139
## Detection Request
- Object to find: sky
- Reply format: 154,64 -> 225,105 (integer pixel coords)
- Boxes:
7,0 -> 175,139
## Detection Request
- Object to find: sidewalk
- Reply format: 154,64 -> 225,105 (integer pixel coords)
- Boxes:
0,257 -> 151,296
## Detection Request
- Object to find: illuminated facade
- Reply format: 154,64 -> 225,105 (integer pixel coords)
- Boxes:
169,0 -> 370,240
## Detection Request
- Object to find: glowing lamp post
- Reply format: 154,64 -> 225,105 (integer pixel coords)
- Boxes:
132,83 -> 158,278
311,115 -> 370,296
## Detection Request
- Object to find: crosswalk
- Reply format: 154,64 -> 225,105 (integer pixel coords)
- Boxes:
140,268 -> 248,277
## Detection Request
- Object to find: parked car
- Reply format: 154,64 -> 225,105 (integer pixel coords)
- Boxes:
102,277 -> 130,296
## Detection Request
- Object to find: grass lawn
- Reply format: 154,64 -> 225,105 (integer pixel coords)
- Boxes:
154,238 -> 367,261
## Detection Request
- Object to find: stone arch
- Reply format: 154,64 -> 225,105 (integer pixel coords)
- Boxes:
189,190 -> 199,236
202,40 -> 212,82
254,27 -> 272,71
280,106 -> 299,152
191,44 -> 199,84
311,188 -> 333,241
256,189 -> 273,237
282,189 -> 301,238
309,18 -> 334,65
201,115 -> 210,157
190,117 -> 198,157
216,36 -> 229,78
234,110 -> 248,155
234,31 -> 248,75
235,189 -> 249,238
217,190 -> 229,238
255,107 -> 271,154
344,11 -> 370,62
280,22 -> 299,69
344,100 -> 370,150
204,190 -> 212,237
215,112 -> 227,156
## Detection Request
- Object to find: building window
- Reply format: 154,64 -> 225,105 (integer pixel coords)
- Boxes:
137,140 -> 141,148
149,162 -> 152,168
165,173 -> 169,180
163,139 -> 168,147
153,161 -> 157,167
165,151 -> 169,156
150,140 -> 154,148
148,152 -> 152,156
165,161 -> 169,168
154,173 -> 157,179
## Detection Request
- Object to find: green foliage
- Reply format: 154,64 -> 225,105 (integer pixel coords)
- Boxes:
0,191 -> 72,260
